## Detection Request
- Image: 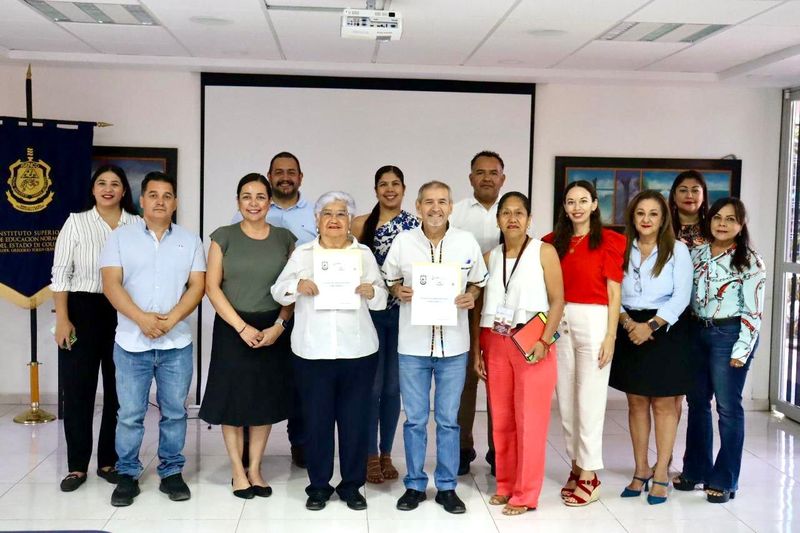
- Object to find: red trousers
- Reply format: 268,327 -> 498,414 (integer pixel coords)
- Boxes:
481,327 -> 557,508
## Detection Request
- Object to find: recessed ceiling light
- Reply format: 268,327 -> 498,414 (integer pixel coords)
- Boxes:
190,16 -> 235,26
526,29 -> 567,38
25,1 -> 159,25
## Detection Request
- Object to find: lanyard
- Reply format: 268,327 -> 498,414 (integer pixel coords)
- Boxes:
502,236 -> 530,294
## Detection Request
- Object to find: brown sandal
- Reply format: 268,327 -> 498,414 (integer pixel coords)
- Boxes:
489,494 -> 509,505
367,455 -> 384,484
502,503 -> 529,515
380,453 -> 399,480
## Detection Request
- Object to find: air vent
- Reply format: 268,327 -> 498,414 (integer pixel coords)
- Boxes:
25,1 -> 159,25
599,21 -> 728,43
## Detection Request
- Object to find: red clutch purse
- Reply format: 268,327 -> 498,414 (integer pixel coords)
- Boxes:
511,312 -> 559,361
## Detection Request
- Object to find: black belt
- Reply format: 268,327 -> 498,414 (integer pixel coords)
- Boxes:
691,314 -> 740,328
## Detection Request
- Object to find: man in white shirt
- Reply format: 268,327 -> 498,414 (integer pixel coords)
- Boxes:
382,181 -> 487,514
450,150 -> 506,476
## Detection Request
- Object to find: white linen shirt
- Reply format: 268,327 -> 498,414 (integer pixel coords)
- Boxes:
271,237 -> 388,360
450,197 -> 500,254
382,226 -> 488,357
51,207 -> 140,293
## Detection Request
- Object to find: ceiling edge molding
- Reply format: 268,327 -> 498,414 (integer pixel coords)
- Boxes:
718,43 -> 800,80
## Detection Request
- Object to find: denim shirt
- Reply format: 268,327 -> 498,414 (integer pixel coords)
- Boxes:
232,193 -> 317,245
691,244 -> 767,361
621,240 -> 692,325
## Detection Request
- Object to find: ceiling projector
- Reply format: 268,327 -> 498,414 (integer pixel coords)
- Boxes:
341,9 -> 402,40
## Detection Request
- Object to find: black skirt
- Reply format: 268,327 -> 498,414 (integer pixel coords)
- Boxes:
609,309 -> 691,397
199,310 -> 294,426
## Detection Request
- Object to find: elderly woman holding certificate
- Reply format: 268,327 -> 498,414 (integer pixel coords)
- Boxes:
271,191 -> 386,512
473,192 -> 564,516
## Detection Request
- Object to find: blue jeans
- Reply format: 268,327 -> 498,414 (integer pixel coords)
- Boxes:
369,307 -> 401,456
113,343 -> 193,479
683,322 -> 756,492
399,352 -> 467,491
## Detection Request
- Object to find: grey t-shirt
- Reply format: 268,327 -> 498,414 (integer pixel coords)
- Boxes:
211,223 -> 296,312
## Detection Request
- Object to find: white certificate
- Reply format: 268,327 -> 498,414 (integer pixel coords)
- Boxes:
410,262 -> 461,326
313,249 -> 362,310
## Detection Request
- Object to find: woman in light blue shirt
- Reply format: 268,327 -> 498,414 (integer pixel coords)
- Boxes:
673,197 -> 766,504
610,190 -> 692,505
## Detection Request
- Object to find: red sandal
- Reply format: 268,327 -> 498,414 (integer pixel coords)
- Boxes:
563,474 -> 601,507
560,470 -> 581,498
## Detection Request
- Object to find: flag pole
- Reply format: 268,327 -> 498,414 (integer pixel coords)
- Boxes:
14,64 -> 55,425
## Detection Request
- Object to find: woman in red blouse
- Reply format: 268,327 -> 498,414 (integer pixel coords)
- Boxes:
543,180 -> 625,507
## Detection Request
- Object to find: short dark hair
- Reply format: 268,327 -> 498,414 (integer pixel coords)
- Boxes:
237,173 -> 272,198
470,150 -> 504,170
141,171 -> 176,196
268,151 -> 302,175
85,164 -> 138,215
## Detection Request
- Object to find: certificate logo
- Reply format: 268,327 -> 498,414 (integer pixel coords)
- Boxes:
419,274 -> 427,286
321,261 -> 329,271
6,147 -> 54,213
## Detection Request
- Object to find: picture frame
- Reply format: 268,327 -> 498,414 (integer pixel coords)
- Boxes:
553,156 -> 742,229
91,146 -> 178,217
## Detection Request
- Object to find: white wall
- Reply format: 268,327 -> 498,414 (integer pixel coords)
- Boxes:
0,64 -> 782,409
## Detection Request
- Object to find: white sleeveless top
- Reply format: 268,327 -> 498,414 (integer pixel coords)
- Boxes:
480,238 -> 550,328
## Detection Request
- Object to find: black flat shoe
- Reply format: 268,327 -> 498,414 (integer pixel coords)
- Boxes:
343,492 -> 367,510
251,485 -> 272,498
232,479 -> 254,499
435,490 -> 466,514
396,488 -> 426,511
60,472 -> 87,492
706,488 -> 736,503
305,494 -> 328,511
97,467 -> 119,484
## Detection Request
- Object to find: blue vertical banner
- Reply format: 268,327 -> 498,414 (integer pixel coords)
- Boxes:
0,118 -> 94,308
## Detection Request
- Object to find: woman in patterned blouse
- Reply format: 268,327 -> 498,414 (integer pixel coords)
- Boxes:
668,170 -> 709,249
352,165 -> 419,484
673,197 -> 766,504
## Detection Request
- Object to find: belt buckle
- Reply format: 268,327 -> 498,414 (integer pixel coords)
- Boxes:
702,317 -> 714,328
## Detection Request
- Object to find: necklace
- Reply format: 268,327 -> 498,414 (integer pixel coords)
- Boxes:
569,233 -> 588,254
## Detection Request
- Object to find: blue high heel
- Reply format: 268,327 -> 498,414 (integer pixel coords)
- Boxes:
620,474 -> 653,497
647,480 -> 669,505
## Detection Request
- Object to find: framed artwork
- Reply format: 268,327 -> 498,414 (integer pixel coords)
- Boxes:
91,146 -> 178,216
553,156 -> 742,228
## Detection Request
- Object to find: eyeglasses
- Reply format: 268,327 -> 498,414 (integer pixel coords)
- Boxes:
632,267 -> 642,293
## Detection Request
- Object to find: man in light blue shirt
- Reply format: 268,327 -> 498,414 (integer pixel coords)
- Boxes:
232,151 -> 317,244
101,171 -> 206,507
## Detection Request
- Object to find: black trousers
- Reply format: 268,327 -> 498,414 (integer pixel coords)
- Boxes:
293,353 -> 377,499
58,292 -> 119,473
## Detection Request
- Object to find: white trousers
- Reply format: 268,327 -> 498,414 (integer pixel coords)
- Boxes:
555,303 -> 611,471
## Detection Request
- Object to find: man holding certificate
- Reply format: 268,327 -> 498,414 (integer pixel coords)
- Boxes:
382,181 -> 488,514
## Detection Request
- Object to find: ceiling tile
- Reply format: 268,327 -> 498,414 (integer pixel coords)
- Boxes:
743,0 -> 800,26
468,0 -> 646,67
645,23 -> 800,72
631,0 -> 782,25
142,0 -> 282,59
270,10 -> 374,63
375,0 -> 517,65
0,0 -> 96,52
57,23 -> 187,55
558,40 -> 690,70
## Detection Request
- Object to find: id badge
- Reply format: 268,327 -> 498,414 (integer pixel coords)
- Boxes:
492,305 -> 515,336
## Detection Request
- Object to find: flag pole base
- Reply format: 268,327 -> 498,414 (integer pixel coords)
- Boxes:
14,403 -> 56,425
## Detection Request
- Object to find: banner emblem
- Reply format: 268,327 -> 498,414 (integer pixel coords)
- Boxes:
6,147 -> 53,213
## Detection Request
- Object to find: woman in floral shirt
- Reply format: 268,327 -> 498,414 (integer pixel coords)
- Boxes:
673,197 -> 766,504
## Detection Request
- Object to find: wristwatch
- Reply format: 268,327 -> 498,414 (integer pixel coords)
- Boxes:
274,318 -> 285,328
647,318 -> 660,332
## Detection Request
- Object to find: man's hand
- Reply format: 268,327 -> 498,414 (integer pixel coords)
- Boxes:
355,283 -> 375,300
137,312 -> 167,339
454,292 -> 476,310
297,279 -> 319,296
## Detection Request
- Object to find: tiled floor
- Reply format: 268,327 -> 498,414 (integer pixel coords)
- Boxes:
0,402 -> 797,532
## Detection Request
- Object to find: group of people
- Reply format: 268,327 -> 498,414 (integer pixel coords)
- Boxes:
50,150 -> 765,515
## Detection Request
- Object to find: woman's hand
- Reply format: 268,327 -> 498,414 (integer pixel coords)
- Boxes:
598,334 -> 615,368
473,348 -> 487,381
527,341 -> 548,364
391,285 -> 413,303
239,324 -> 264,348
297,279 -> 319,296
355,283 -> 375,300
54,319 -> 76,350
254,324 -> 283,348
627,322 -> 653,346
730,358 -> 746,369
